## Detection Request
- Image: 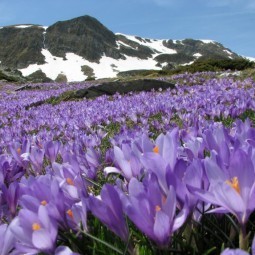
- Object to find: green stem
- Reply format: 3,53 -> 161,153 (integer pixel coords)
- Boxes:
81,230 -> 123,254
239,225 -> 248,251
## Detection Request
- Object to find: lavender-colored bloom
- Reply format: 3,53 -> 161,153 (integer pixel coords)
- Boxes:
29,146 -> 45,174
123,174 -> 189,246
192,149 -> 255,226
104,145 -> 142,180
55,246 -> 80,255
19,175 -> 64,219
9,139 -> 30,169
220,248 -> 249,255
0,224 -> 15,255
0,155 -> 24,184
168,159 -> 204,210
154,128 -> 179,171
10,205 -> 57,254
88,184 -> 129,242
65,198 -> 87,232
52,162 -> 84,201
1,182 -> 20,219
44,140 -> 61,164
18,174 -> 83,231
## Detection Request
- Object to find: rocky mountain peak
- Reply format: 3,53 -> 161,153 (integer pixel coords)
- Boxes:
0,15 -> 246,82
45,15 -> 121,62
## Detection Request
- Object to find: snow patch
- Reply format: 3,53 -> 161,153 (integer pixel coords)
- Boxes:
181,61 -> 195,66
193,53 -> 202,57
14,25 -> 33,29
161,62 -> 169,67
116,41 -> 135,49
244,56 -> 255,62
19,50 -> 87,82
223,49 -> 233,55
19,49 -> 162,82
116,33 -> 177,55
200,40 -> 215,44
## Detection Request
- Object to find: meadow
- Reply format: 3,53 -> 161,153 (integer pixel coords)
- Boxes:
0,71 -> 255,254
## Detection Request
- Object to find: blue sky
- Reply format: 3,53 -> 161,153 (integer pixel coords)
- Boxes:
0,0 -> 254,57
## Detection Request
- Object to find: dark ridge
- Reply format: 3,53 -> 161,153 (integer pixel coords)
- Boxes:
45,15 -> 122,62
73,79 -> 175,99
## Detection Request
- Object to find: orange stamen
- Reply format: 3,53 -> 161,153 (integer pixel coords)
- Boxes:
153,146 -> 159,154
32,223 -> 41,231
155,205 -> 161,212
226,177 -> 240,194
41,200 -> 47,206
17,148 -> 21,155
66,177 -> 74,186
67,209 -> 73,219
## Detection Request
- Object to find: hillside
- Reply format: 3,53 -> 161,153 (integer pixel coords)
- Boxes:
0,15 -> 245,82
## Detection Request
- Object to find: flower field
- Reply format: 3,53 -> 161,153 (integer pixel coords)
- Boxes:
1,72 -> 255,254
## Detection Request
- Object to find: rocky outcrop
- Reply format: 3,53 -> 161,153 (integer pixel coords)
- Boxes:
0,26 -> 45,68
0,15 -> 244,82
45,15 -> 122,62
75,79 -> 175,99
0,66 -> 26,82
116,34 -> 154,59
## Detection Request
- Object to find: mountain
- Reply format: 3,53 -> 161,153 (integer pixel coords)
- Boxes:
0,15 -> 243,82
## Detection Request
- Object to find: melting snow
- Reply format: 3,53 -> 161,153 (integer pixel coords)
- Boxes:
17,32 -> 241,82
19,33 -> 180,82
223,49 -> 233,55
116,41 -> 134,49
244,56 -> 255,62
116,33 -> 177,55
181,61 -> 195,66
193,53 -> 202,57
14,25 -> 34,29
200,40 -> 215,44
19,49 -> 161,82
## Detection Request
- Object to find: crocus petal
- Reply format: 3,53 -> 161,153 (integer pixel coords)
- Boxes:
220,248 -> 249,255
204,157 -> 226,185
55,246 -> 79,255
0,224 -> 15,255
163,186 -> 176,223
153,210 -> 171,245
32,229 -> 54,250
128,178 -> 145,196
173,200 -> 189,232
104,167 -> 122,176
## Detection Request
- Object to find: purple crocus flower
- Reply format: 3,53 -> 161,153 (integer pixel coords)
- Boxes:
104,145 -> 142,181
1,181 -> 20,219
167,159 -> 204,210
0,155 -> 24,184
88,184 -> 129,242
192,149 -> 255,226
44,140 -> 61,164
0,224 -> 15,255
10,205 -> 57,254
19,175 -> 64,220
9,139 -> 30,169
52,162 -> 84,201
55,246 -> 80,255
29,147 -> 45,174
123,174 -> 189,246
220,249 -> 249,255
19,174 -> 84,231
